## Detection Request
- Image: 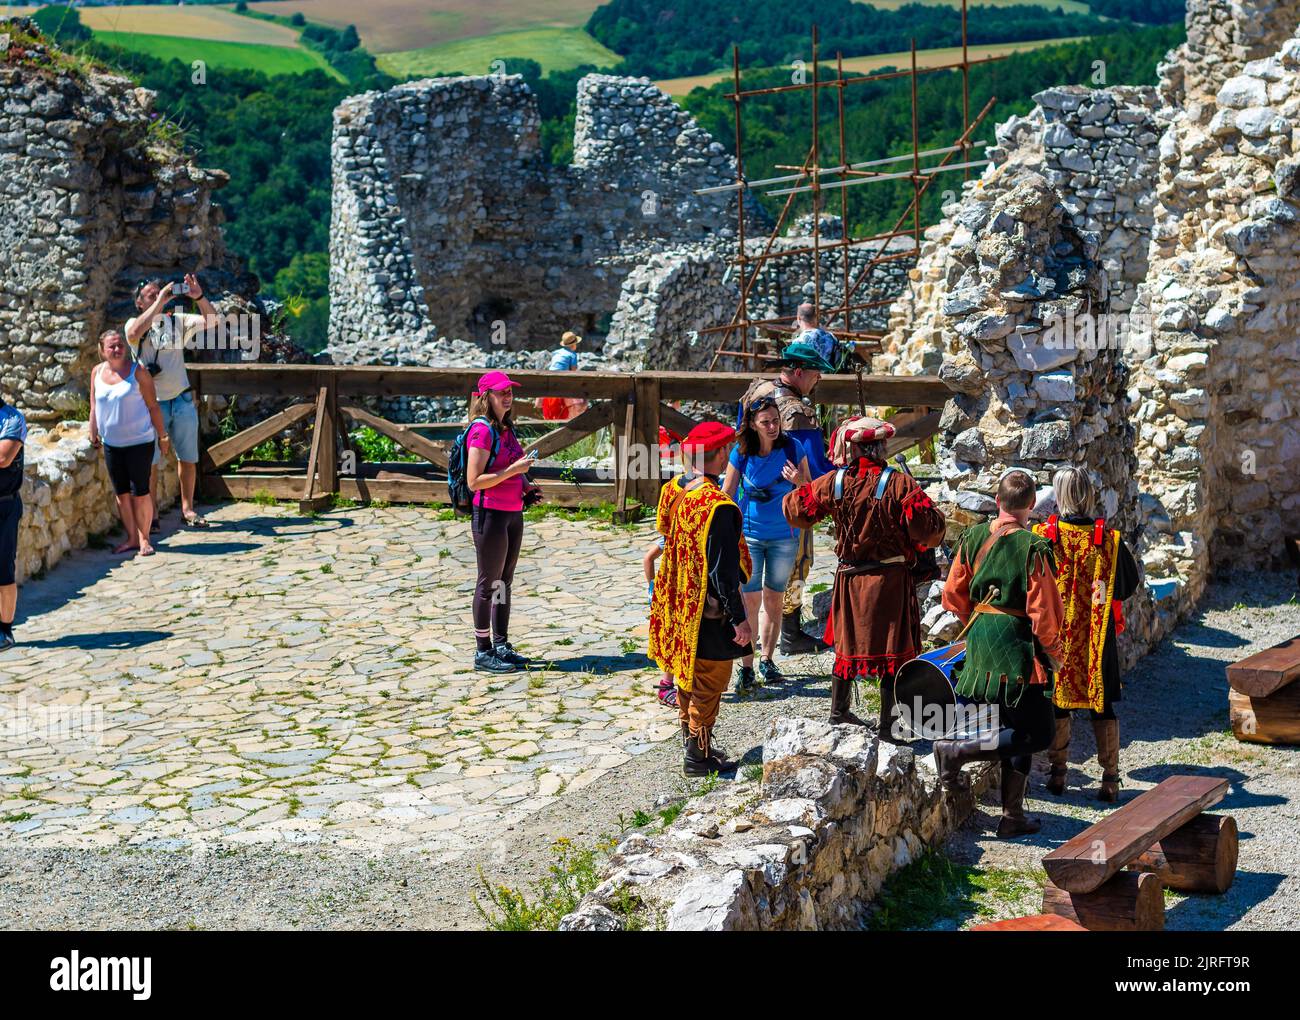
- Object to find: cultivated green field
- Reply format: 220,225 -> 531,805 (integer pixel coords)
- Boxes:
92,30 -> 341,77
864,0 -> 1092,12
80,5 -> 306,45
239,0 -> 606,54
376,25 -> 620,77
657,35 -> 1087,95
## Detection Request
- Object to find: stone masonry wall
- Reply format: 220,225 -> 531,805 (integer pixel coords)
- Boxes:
0,34 -> 242,422
876,1 -> 1300,658
560,719 -> 992,931
604,236 -> 914,372
328,73 -> 764,365
1132,9 -> 1300,628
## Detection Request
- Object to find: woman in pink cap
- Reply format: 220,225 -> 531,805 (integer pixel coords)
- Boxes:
466,370 -> 537,673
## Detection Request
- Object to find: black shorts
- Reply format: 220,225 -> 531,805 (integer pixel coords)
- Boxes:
104,441 -> 154,497
0,495 -> 20,586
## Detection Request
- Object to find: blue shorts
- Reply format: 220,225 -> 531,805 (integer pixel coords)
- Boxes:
154,392 -> 200,465
741,534 -> 800,593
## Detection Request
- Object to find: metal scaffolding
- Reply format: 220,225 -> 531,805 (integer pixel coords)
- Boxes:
701,0 -> 1004,372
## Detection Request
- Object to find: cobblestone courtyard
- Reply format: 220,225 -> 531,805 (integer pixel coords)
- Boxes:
2,501 -> 1297,930
0,503 -> 728,857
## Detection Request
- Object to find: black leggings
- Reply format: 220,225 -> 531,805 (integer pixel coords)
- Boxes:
472,505 -> 523,650
993,687 -> 1055,775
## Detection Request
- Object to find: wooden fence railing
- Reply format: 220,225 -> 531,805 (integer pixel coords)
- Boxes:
188,364 -> 952,516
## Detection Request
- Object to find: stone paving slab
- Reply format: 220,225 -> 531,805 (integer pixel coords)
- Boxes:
2,502 -> 820,855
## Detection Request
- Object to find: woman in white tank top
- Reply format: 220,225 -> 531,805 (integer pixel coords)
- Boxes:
89,330 -> 170,556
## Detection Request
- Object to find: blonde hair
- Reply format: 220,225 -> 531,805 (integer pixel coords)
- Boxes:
1053,466 -> 1095,517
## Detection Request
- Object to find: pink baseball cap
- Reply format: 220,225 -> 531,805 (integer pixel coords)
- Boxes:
474,370 -> 520,395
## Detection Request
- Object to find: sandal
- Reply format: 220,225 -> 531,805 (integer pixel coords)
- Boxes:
184,513 -> 210,528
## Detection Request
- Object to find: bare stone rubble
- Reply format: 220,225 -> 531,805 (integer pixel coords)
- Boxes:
560,718 -> 993,931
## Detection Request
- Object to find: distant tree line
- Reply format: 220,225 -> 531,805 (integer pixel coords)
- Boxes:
585,0 -> 1139,78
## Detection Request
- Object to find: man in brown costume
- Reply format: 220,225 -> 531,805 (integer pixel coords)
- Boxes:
783,416 -> 946,731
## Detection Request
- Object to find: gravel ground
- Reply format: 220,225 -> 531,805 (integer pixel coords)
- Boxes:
1,570 -> 1295,930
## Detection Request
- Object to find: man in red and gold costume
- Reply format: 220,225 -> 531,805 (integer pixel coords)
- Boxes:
649,422 -> 754,777
1033,467 -> 1139,802
782,416 -> 946,732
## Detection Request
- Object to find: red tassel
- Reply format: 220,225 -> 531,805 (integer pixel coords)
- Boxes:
1045,514 -> 1059,542
1093,518 -> 1105,546
1112,599 -> 1126,634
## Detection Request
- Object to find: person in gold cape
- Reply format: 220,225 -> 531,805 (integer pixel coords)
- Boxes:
1033,467 -> 1139,802
649,421 -> 754,777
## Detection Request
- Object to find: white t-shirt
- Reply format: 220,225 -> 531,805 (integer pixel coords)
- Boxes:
126,312 -> 206,402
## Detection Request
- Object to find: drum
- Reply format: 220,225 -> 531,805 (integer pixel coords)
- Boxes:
891,641 -> 975,742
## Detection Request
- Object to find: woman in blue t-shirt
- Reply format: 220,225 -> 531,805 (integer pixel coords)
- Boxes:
722,395 -> 811,692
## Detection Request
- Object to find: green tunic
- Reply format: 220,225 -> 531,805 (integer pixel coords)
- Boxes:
952,522 -> 1056,702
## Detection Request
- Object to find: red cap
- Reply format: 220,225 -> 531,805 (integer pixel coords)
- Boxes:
474,370 -> 519,395
681,420 -> 736,452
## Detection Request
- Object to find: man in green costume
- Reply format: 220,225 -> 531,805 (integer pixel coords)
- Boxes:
934,468 -> 1065,838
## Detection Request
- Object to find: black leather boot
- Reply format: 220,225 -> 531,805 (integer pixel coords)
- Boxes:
1046,716 -> 1071,796
932,737 -> 1001,792
878,675 -> 902,743
996,761 -> 1042,838
779,611 -> 830,655
684,730 -> 729,777
828,677 -> 867,727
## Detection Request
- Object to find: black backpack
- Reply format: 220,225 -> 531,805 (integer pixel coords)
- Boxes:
448,416 -> 499,515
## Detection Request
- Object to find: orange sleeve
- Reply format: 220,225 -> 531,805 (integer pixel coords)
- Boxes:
1026,553 -> 1066,675
941,543 -> 974,622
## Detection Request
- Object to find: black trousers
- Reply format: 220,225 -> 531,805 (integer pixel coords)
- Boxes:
993,685 -> 1055,774
471,505 -> 523,646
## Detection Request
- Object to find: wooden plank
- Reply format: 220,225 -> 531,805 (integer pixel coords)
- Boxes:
1042,872 -> 1164,932
340,403 -> 449,469
614,396 -> 634,515
658,402 -> 702,440
884,409 -> 941,457
1042,775 -> 1229,894
300,386 -> 329,501
202,402 -> 315,472
205,473 -> 617,508
1226,634 -> 1300,697
1229,684 -> 1300,745
317,373 -> 338,500
969,913 -> 1088,932
631,375 -> 663,507
201,473 -> 309,501
1128,814 -> 1238,894
523,400 -> 615,460
185,363 -> 952,407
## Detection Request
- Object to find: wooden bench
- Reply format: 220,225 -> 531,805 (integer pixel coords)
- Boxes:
1040,775 -> 1236,931
1227,634 -> 1300,745
971,913 -> 1088,931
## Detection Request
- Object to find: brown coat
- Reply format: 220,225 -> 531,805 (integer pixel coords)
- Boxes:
783,458 -> 946,681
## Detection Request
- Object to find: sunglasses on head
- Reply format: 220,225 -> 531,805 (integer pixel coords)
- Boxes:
747,396 -> 778,413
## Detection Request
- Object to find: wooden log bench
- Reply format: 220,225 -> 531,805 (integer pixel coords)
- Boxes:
1227,634 -> 1300,745
1040,775 -> 1235,931
970,913 -> 1088,931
